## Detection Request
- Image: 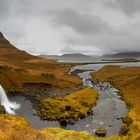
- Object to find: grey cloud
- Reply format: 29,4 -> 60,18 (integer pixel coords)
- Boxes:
64,23 -> 140,54
0,0 -> 140,55
53,8 -> 111,34
60,46 -> 89,54
0,0 -> 11,18
105,0 -> 140,16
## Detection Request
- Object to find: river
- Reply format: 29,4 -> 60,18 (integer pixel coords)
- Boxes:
9,62 -> 140,136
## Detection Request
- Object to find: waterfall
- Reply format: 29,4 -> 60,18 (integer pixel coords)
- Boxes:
0,85 -> 20,115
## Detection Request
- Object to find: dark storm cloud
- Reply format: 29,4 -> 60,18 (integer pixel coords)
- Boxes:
105,0 -> 140,16
0,0 -> 140,55
53,8 -> 111,34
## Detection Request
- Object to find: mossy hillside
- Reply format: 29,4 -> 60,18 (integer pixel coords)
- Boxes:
0,35 -> 82,93
91,65 -> 140,139
38,88 -> 98,121
0,65 -> 81,93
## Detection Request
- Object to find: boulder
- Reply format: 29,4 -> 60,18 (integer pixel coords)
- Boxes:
119,124 -> 128,136
68,118 -> 75,125
95,128 -> 107,137
59,118 -> 68,127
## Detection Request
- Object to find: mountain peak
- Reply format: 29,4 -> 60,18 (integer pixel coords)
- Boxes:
0,32 -> 4,38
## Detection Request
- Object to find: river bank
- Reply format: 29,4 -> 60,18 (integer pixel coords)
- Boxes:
91,64 -> 140,139
8,62 -> 140,137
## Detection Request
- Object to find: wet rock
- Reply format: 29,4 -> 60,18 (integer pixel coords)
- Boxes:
119,124 -> 128,136
87,111 -> 92,116
116,117 -> 121,120
80,115 -> 86,119
59,118 -> 68,127
95,128 -> 107,137
69,118 -> 75,125
33,113 -> 37,116
108,124 -> 113,127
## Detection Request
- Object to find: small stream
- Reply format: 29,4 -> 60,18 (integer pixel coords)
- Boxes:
66,70 -> 127,136
9,62 -> 140,136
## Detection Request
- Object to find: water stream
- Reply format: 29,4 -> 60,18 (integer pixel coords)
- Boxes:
66,70 -> 127,136
5,62 -> 140,136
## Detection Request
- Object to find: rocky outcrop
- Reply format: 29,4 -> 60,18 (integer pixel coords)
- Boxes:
0,105 -> 6,114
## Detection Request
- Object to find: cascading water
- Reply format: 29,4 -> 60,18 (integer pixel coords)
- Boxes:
0,85 -> 20,115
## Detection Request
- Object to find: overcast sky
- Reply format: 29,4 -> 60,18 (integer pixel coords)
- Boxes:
0,0 -> 140,55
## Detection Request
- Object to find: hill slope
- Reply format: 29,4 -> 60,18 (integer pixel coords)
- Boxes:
0,32 -> 37,62
0,32 -> 81,93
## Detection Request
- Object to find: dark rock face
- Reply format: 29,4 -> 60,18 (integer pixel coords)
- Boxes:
95,128 -> 107,137
0,105 -> 6,114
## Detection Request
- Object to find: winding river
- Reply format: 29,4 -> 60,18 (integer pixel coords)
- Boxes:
9,62 -> 140,136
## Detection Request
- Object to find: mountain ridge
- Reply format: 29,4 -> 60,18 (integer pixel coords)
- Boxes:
103,52 -> 140,58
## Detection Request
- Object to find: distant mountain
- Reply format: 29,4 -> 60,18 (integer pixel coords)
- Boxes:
103,52 -> 140,58
60,53 -> 91,58
39,53 -> 91,60
39,55 -> 60,60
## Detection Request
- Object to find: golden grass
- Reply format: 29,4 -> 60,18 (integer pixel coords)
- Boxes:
1,114 -> 107,140
38,88 -> 98,120
0,114 -> 126,140
0,65 -> 82,94
0,37 -> 81,93
91,65 -> 140,139
1,34 -> 138,139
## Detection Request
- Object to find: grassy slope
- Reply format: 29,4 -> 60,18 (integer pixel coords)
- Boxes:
0,33 -> 101,140
91,65 -> 140,139
0,34 -> 81,93
0,33 -> 133,139
38,88 -> 98,120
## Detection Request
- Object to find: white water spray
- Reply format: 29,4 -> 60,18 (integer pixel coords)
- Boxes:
0,85 -> 20,115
